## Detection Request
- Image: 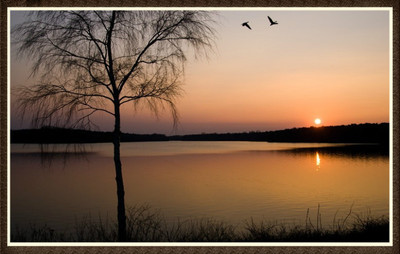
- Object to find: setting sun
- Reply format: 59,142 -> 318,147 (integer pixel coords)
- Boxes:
315,118 -> 322,125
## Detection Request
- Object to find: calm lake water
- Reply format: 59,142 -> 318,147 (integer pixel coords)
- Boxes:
10,141 -> 389,236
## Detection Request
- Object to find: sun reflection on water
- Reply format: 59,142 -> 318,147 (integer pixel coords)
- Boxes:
316,152 -> 321,171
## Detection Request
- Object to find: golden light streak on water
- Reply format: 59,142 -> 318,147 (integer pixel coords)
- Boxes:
316,152 -> 321,171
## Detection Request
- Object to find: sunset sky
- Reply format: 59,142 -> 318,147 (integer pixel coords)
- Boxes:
9,8 -> 391,135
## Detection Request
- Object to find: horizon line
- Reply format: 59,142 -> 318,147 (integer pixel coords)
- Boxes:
9,121 -> 389,136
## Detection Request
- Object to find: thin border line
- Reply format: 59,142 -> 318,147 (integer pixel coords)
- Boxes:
6,6 -> 394,248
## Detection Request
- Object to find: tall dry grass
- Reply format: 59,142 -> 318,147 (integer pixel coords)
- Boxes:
11,204 -> 389,242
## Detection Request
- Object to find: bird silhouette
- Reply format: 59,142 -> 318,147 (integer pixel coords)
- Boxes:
267,16 -> 278,26
242,22 -> 252,30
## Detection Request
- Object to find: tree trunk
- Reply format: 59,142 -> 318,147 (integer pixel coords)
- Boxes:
113,103 -> 127,241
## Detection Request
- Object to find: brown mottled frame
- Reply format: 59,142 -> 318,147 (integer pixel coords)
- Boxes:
0,0 -> 398,253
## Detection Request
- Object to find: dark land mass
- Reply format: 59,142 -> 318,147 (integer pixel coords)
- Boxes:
11,123 -> 389,144
170,123 -> 389,144
11,127 -> 168,143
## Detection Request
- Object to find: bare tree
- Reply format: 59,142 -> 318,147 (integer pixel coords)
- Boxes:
12,10 -> 216,241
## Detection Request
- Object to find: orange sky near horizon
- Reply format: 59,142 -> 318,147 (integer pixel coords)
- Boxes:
9,9 -> 391,134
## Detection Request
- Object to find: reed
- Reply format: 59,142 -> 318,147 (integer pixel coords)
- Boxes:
11,205 -> 389,242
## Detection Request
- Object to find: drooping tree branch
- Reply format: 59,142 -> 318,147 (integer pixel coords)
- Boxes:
12,10 -> 216,129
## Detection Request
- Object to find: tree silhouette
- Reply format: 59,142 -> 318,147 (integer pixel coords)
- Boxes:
12,10 -> 216,241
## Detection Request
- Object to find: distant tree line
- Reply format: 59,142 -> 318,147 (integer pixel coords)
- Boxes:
11,123 -> 389,144
11,126 -> 168,143
171,123 -> 389,144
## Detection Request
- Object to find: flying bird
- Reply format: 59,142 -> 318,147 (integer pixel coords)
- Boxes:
267,16 -> 278,26
242,22 -> 252,30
